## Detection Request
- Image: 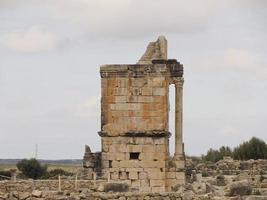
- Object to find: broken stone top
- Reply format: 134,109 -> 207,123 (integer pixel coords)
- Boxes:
100,36 -> 183,78
138,36 -> 167,64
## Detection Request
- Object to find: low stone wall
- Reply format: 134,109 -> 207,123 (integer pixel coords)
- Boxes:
0,180 -> 98,193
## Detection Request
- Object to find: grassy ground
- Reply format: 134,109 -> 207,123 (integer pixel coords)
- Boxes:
0,164 -> 15,171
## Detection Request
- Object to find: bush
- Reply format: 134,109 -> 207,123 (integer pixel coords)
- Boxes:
42,168 -> 74,179
233,137 -> 267,160
17,158 -> 47,179
0,170 -> 12,180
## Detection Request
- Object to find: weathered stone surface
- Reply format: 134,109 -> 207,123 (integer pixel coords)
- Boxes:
80,36 -> 185,192
227,180 -> 252,196
31,190 -> 42,198
138,36 -> 167,64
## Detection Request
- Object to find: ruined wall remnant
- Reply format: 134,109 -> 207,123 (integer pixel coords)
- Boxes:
138,36 -> 167,64
83,36 -> 185,192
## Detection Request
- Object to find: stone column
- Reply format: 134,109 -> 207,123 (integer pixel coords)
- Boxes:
174,78 -> 184,160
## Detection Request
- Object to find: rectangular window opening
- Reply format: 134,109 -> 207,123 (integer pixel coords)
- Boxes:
130,152 -> 140,160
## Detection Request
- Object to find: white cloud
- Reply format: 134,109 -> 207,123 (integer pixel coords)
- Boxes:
197,48 -> 267,76
0,26 -> 57,52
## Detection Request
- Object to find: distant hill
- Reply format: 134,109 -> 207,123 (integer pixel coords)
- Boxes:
0,159 -> 82,165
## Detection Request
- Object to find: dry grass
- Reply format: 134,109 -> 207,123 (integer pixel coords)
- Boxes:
0,163 -> 83,174
47,164 -> 83,174
0,164 -> 16,171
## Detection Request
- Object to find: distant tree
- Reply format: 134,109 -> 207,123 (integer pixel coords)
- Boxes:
16,158 -> 47,179
219,146 -> 232,157
203,146 -> 233,163
233,137 -> 267,160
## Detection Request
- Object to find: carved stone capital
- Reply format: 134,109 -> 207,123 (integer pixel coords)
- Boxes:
170,77 -> 184,87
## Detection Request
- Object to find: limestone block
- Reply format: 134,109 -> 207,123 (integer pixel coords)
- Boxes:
127,95 -> 138,103
116,137 -> 133,144
155,144 -> 167,153
120,179 -> 131,185
146,168 -> 165,179
116,78 -> 128,88
166,172 -> 176,179
153,96 -> 166,104
130,87 -> 142,96
130,78 -> 147,87
140,179 -> 150,187
153,137 -> 166,145
141,152 -> 166,161
115,96 -> 127,103
132,137 -> 146,145
142,87 -> 152,96
116,144 -> 127,152
108,145 -> 118,153
120,160 -> 140,168
165,179 -> 177,187
148,77 -> 166,87
104,96 -> 115,103
119,171 -> 128,180
101,78 -> 108,87
131,180 -> 140,187
102,160 -> 110,169
152,87 -> 166,96
151,186 -> 165,193
111,171 -> 119,180
139,186 -> 151,192
102,137 -> 114,145
110,103 -> 141,111
113,88 -> 128,96
129,171 -> 138,180
137,96 -> 154,103
176,172 -> 185,180
127,145 -> 142,152
142,145 -> 154,153
112,160 -> 120,168
139,172 -> 148,180
174,160 -> 185,169
115,153 -> 126,161
141,161 -> 158,168
126,168 -> 143,172
101,153 -> 109,161
102,143 -> 109,152
150,179 -> 165,187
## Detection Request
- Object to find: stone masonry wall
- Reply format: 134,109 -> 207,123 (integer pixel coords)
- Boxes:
101,136 -> 169,192
100,65 -> 170,137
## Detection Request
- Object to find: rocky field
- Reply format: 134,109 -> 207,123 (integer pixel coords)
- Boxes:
1,158 -> 267,200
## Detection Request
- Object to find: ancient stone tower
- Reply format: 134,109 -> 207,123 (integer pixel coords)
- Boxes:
84,36 -> 185,192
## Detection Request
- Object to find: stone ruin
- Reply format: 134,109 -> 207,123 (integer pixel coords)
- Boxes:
83,36 -> 185,192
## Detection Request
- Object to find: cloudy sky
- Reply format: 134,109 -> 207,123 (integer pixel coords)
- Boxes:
0,0 -> 266,159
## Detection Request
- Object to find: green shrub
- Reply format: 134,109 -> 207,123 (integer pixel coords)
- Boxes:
17,158 -> 47,179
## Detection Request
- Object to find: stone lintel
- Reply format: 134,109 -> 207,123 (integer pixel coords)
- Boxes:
100,60 -> 183,78
98,131 -> 171,138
